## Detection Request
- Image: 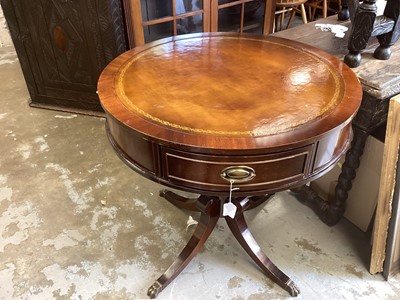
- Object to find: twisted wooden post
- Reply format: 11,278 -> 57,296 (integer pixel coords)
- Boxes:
292,127 -> 369,226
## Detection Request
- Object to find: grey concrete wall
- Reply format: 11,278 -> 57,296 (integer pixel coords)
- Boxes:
0,6 -> 13,47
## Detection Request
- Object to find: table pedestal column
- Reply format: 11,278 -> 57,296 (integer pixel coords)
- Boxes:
147,191 -> 300,298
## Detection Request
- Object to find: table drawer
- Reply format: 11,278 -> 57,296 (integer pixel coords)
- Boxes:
161,145 -> 314,194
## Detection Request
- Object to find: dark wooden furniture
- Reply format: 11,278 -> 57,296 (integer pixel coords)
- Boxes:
98,32 -> 362,298
339,0 -> 400,67
1,0 -> 127,115
273,15 -> 400,227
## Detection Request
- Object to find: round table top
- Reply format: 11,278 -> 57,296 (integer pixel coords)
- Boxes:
98,33 -> 362,151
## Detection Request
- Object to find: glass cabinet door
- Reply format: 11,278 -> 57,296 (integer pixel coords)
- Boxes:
211,0 -> 274,34
128,0 -> 210,46
123,0 -> 274,47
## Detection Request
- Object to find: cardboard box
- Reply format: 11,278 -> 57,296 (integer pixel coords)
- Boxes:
310,135 -> 384,232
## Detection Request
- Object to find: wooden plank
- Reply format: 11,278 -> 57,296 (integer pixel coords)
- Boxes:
370,94 -> 400,274
130,0 -> 145,46
203,0 -> 211,32
263,0 -> 276,34
384,156 -> 400,278
120,0 -> 135,48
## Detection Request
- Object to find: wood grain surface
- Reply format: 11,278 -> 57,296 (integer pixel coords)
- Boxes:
371,95 -> 400,274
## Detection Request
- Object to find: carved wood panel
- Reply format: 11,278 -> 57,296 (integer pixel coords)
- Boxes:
1,0 -> 127,114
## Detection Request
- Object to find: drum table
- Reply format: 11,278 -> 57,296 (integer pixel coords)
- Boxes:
98,33 -> 362,298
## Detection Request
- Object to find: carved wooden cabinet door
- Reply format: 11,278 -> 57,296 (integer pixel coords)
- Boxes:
1,0 -> 127,114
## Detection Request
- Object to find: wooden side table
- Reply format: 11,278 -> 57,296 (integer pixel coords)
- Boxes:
273,15 -> 400,226
98,32 -> 362,298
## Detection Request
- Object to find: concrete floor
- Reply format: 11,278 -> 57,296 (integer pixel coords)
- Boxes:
1,42 -> 400,300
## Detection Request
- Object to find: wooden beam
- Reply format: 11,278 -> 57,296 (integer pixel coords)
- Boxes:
120,0 -> 134,48
370,94 -> 400,274
263,0 -> 276,34
131,0 -> 145,47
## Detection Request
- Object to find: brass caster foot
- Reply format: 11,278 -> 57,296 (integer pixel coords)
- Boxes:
285,280 -> 300,297
147,281 -> 162,299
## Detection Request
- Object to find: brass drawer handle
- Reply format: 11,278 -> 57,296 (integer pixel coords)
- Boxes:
220,166 -> 256,183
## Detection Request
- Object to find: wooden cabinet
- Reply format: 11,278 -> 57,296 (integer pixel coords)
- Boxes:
122,0 -> 275,47
1,0 -> 127,115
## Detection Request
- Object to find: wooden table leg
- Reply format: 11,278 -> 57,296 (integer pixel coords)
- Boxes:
225,197 -> 300,297
344,0 -> 378,68
338,0 -> 350,20
159,189 -> 200,211
246,194 -> 274,210
150,192 -> 297,298
147,195 -> 220,298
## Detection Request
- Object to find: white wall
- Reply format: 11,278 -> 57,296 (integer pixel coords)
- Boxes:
0,6 -> 13,47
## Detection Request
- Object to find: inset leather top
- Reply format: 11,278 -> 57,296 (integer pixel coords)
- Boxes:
98,33 -> 362,150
